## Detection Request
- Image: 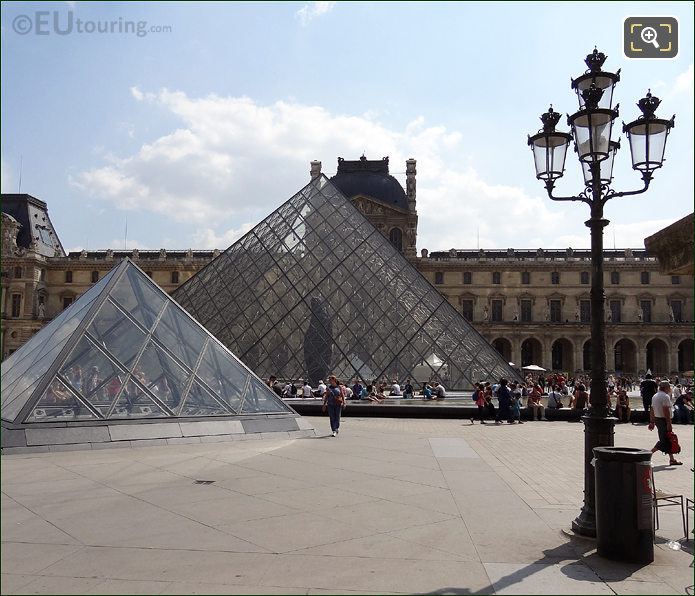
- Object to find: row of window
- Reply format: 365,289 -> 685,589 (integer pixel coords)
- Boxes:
62,270 -> 180,284
6,289 -> 686,325
462,298 -> 685,323
434,271 -> 680,286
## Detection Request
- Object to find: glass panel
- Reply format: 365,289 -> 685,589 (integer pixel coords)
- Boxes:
152,303 -> 207,369
1,342 -> 69,422
131,340 -> 190,412
242,377 -> 290,414
88,300 -> 147,367
179,380 -> 230,417
1,285 -> 103,395
108,378 -> 168,419
60,336 -> 125,415
25,378 -> 96,422
110,267 -> 166,330
195,341 -> 248,413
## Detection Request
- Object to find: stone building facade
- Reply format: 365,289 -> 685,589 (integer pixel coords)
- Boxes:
2,165 -> 693,377
417,248 -> 692,376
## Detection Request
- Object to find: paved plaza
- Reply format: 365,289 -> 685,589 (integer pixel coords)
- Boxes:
1,416 -> 693,595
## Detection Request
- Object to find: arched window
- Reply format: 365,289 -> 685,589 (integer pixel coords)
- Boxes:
13,266 -> 22,279
389,228 -> 403,253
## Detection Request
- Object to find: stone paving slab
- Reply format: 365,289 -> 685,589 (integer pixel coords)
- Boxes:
1,416 -> 693,595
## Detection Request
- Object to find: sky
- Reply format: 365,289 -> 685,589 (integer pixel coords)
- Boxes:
1,1 -> 693,254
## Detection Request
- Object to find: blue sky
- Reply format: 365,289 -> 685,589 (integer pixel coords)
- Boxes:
2,1 -> 693,253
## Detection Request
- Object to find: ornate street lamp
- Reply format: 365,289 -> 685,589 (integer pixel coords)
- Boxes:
527,48 -> 675,538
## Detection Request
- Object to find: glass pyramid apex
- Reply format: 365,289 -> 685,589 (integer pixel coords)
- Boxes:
173,176 -> 520,390
1,258 -> 292,424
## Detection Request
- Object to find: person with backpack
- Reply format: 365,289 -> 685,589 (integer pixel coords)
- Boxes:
471,383 -> 487,424
322,375 -> 346,437
640,373 -> 658,412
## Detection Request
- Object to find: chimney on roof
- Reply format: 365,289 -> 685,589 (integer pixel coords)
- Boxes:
406,158 -> 417,214
310,160 -> 322,180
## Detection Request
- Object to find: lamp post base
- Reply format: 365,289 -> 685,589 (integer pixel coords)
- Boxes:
572,414 -> 617,538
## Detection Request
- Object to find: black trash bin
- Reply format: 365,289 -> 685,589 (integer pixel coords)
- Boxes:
593,446 -> 654,563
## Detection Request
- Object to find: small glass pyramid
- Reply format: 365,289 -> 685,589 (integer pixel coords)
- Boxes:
173,176 -> 519,389
1,259 -> 292,425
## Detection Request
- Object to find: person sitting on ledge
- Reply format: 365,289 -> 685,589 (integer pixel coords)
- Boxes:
403,379 -> 414,399
527,384 -> 546,421
674,389 -> 694,424
569,383 -> 588,411
433,382 -> 447,399
615,384 -> 631,423
364,381 -> 385,403
422,383 -> 433,400
546,385 -> 564,409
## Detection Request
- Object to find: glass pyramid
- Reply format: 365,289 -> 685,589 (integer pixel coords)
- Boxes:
173,176 -> 520,390
0,259 -> 292,425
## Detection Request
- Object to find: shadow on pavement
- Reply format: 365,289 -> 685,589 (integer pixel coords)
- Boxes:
423,536 -> 655,595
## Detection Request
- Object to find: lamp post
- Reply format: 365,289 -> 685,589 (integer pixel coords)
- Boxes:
527,49 -> 675,537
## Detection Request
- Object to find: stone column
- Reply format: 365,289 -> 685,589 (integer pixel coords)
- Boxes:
637,345 -> 648,373
511,337 -> 522,370
572,336 -> 584,372
310,160 -> 322,180
542,335 -> 553,371
668,341 -> 679,373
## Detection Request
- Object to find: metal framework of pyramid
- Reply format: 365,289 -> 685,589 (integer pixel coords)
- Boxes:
173,176 -> 520,390
1,259 -> 303,451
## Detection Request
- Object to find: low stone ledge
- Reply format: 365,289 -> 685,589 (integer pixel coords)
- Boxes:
26,426 -> 110,446
179,420 -> 243,437
109,423 -> 183,442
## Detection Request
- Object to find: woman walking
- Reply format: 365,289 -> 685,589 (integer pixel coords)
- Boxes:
323,375 -> 345,437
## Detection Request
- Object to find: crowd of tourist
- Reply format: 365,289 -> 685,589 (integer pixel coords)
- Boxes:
269,371 -> 694,426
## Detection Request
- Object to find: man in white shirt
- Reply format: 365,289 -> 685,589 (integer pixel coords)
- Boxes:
316,380 -> 327,397
434,382 -> 446,399
390,381 -> 402,396
301,380 -> 312,399
649,381 -> 682,466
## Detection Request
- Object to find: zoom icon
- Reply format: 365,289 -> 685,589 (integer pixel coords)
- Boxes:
624,17 -> 678,59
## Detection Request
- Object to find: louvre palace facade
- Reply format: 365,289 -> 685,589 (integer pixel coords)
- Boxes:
2,157 -> 693,378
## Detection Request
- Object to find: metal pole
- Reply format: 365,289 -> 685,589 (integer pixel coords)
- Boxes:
572,162 -> 616,537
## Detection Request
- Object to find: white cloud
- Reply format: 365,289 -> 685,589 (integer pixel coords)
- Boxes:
672,63 -> 693,96
296,1 -> 335,26
192,223 -> 256,249
75,88 -> 664,251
